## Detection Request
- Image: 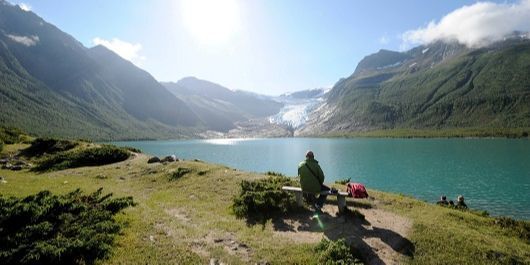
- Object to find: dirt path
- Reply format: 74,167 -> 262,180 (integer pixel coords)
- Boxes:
273,199 -> 413,265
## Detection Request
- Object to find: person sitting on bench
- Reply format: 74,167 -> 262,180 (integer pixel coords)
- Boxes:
298,150 -> 329,211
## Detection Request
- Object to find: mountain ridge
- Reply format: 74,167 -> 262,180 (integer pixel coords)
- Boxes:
297,37 -> 530,136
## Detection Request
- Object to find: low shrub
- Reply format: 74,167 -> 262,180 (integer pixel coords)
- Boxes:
315,238 -> 363,265
33,145 -> 130,172
265,171 -> 285,177
122,146 -> 142,153
493,217 -> 530,241
22,138 -> 78,157
335,177 -> 351,185
0,141 -> 3,153
169,167 -> 192,180
232,176 -> 299,219
0,188 -> 135,265
0,126 -> 26,144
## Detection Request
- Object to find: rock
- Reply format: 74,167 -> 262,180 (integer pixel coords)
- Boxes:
149,235 -> 155,242
160,155 -> 178,162
147,156 -> 161,163
0,159 -> 8,164
209,258 -> 218,265
12,160 -> 27,166
10,165 -> 22,171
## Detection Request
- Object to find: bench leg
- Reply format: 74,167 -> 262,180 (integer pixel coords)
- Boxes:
337,195 -> 346,213
295,192 -> 304,207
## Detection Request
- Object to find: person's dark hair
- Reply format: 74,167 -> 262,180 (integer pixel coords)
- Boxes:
441,195 -> 447,201
306,150 -> 314,158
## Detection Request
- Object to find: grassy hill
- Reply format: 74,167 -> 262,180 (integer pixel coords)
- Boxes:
1,140 -> 528,264
298,39 -> 530,137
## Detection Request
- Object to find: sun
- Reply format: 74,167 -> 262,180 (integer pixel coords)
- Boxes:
181,0 -> 241,44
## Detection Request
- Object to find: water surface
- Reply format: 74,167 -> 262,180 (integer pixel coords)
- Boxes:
112,138 -> 530,219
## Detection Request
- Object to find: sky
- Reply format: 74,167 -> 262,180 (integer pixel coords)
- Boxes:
8,0 -> 529,95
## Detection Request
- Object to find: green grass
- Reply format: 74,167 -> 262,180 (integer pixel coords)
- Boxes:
368,190 -> 530,265
1,143 -> 528,264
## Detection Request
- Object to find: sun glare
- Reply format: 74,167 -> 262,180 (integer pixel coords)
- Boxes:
181,0 -> 241,44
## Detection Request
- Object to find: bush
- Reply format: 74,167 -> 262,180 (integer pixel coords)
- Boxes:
122,146 -> 142,153
232,176 -> 299,219
335,178 -> 351,185
0,127 -> 26,144
0,188 -> 135,265
22,138 -> 78,157
168,167 -> 192,180
315,239 -> 363,265
0,141 -> 3,153
33,145 -> 130,172
265,171 -> 285,177
493,217 -> 530,241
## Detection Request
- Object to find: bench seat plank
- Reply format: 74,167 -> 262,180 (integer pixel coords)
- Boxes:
282,186 -> 349,213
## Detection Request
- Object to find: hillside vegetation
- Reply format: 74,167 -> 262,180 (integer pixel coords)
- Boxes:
1,141 -> 528,264
299,39 -> 530,137
0,2 -> 200,140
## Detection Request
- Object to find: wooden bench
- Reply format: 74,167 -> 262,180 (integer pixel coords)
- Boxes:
282,186 -> 350,213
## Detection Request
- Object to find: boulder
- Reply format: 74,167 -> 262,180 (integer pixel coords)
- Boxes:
161,155 -> 178,162
147,156 -> 161,163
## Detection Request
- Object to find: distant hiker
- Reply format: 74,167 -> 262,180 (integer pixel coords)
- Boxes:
437,195 -> 449,206
298,150 -> 329,212
456,195 -> 468,209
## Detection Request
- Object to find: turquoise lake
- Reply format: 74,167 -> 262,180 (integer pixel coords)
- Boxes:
112,138 -> 530,220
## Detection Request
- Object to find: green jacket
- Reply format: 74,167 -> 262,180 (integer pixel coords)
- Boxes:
298,158 -> 325,193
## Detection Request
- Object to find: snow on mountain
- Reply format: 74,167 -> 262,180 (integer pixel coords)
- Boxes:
269,88 -> 328,129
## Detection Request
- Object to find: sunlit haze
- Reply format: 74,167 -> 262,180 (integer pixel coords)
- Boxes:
180,0 -> 241,45
11,0 -> 526,95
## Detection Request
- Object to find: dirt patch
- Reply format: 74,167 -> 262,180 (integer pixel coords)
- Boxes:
165,208 -> 192,225
208,233 -> 252,262
188,232 -> 253,263
273,201 -> 413,265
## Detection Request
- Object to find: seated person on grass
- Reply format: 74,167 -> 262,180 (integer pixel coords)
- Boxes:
456,195 -> 468,209
437,195 -> 449,206
298,150 -> 329,211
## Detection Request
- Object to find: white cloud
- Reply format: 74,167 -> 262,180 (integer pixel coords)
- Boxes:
402,0 -> 530,48
7,34 -> 39,46
379,35 -> 390,45
92,37 -> 146,66
18,3 -> 31,11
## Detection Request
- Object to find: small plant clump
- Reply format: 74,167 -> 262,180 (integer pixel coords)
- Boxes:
232,176 -> 299,219
0,126 -> 26,144
0,188 -> 135,265
168,167 -> 192,180
493,217 -> 530,241
315,238 -> 364,265
335,177 -> 351,185
265,171 -> 285,177
0,141 -> 3,153
122,146 -> 142,153
33,145 -> 131,172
